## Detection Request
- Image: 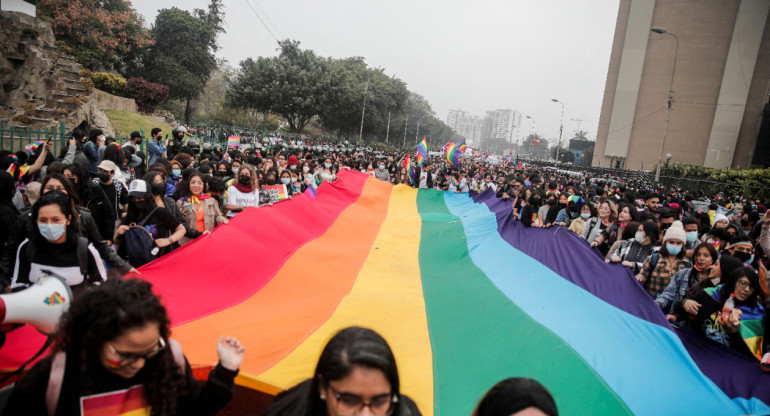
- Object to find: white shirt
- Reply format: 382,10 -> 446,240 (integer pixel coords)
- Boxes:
226,185 -> 259,217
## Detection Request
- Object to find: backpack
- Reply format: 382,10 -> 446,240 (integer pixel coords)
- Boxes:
124,208 -> 159,268
45,339 -> 186,416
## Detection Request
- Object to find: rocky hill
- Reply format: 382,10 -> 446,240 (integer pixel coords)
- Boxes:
0,11 -> 115,135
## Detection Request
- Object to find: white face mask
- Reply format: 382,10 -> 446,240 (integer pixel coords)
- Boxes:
303,166 -> 310,173
324,163 -> 332,168
580,212 -> 591,219
38,222 -> 66,241
379,165 -> 385,170
635,231 -> 646,243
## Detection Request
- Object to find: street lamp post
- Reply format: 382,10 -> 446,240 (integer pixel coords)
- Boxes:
526,115 -> 535,160
651,27 -> 679,183
551,99 -> 564,164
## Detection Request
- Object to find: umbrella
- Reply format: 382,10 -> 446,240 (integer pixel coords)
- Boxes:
2,170 -> 769,415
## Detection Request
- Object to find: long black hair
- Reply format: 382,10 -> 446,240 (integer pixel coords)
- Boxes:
263,327 -> 417,416
720,266 -> 761,307
54,278 -> 187,416
31,190 -> 77,245
472,377 -> 558,416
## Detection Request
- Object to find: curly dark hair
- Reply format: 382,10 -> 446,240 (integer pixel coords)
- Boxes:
54,278 -> 187,416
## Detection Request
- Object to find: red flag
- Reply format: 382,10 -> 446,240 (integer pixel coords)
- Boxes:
534,134 -> 540,146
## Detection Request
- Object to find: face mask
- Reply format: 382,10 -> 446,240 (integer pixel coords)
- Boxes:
734,251 -> 752,263
239,175 -> 251,185
686,231 -> 698,243
232,167 -> 239,174
150,182 -> 166,196
97,173 -> 111,183
558,203 -> 566,209
303,166 -> 310,172
581,212 -> 591,219
218,170 -> 227,176
280,178 -> 291,185
266,178 -> 276,185
666,244 -> 682,256
291,177 -> 298,183
635,232 -> 646,243
379,165 -> 385,170
290,165 -> 297,170
172,169 -> 181,177
324,163 -> 332,168
38,223 -> 66,241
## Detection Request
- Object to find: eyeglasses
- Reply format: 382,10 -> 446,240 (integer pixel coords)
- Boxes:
106,337 -> 166,368
736,279 -> 753,291
328,385 -> 397,416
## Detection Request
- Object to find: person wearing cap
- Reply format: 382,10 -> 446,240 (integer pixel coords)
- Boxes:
113,180 -> 185,266
93,160 -> 128,222
636,220 -> 691,298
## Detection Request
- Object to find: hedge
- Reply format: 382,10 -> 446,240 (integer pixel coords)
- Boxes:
123,77 -> 169,113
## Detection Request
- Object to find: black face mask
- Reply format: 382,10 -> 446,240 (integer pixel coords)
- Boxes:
239,175 -> 251,185
136,139 -> 143,146
97,173 -> 111,183
558,203 -> 567,209
130,199 -> 146,209
266,178 -> 276,185
150,182 -> 166,196
218,170 -> 228,177
734,251 -> 752,263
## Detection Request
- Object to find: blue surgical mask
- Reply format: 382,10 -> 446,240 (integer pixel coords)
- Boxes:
686,231 -> 698,243
748,255 -> 755,264
580,212 -> 591,219
280,178 -> 291,185
38,223 -> 66,241
172,169 -> 181,177
666,244 -> 682,256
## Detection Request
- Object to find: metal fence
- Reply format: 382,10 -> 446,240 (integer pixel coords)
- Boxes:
0,123 -> 145,154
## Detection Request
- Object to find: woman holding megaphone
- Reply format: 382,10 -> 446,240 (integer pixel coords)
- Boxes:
2,278 -> 244,416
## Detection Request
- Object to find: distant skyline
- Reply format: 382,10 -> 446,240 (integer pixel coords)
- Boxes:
132,0 -> 619,146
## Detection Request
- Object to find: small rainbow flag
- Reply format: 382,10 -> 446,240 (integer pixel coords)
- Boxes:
24,141 -> 44,154
416,137 -> 428,166
403,154 -> 415,185
445,142 -> 460,168
227,136 -> 241,148
457,139 -> 467,152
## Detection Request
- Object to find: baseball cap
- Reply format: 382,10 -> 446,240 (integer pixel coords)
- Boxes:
97,160 -> 118,172
128,180 -> 148,197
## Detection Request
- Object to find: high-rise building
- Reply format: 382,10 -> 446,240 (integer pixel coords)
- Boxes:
446,108 -> 521,146
594,0 -> 770,170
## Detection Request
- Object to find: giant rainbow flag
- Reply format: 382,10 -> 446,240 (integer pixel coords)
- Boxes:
2,170 -> 769,415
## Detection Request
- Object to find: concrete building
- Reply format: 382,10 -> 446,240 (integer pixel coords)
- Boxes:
447,108 -> 521,146
594,0 -> 770,170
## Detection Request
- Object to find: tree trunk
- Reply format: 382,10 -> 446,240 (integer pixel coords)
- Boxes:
184,98 -> 193,123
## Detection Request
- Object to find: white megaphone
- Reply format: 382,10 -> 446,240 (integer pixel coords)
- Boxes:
0,273 -> 72,335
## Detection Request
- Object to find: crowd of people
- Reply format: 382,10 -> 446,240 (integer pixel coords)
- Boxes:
0,123 -> 767,415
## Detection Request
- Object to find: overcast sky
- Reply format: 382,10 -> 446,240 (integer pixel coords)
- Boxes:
133,0 -> 619,146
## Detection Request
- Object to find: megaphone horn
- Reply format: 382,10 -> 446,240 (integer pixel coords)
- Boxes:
0,273 -> 72,335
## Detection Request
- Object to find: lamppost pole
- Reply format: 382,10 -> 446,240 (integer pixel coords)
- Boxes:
526,115 -> 535,161
651,27 -> 679,183
551,99 -> 564,163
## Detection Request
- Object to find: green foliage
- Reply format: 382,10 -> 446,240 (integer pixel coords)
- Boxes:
662,164 -> 770,200
39,0 -> 153,72
136,3 -> 223,121
226,40 -> 329,133
520,134 -> 550,159
80,70 -> 127,96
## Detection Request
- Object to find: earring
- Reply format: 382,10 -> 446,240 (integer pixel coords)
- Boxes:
320,394 -> 326,400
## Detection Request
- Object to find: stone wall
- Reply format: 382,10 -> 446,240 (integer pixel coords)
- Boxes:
92,89 -> 137,112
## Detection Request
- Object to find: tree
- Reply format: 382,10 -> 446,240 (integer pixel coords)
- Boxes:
138,1 -> 224,120
521,134 -> 550,159
38,0 -> 153,72
226,40 -> 331,133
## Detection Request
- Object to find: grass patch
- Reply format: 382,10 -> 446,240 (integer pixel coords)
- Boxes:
104,109 -> 173,139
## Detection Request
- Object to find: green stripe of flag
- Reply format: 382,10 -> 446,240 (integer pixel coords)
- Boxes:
416,189 -> 631,415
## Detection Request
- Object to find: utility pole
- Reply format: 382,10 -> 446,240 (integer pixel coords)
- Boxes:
358,82 -> 369,142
